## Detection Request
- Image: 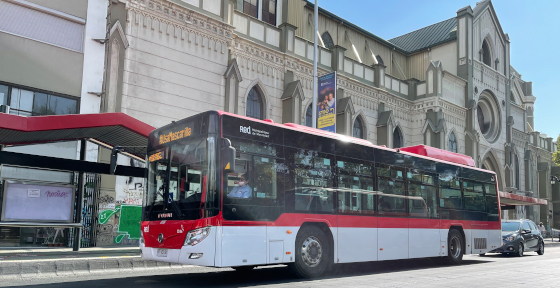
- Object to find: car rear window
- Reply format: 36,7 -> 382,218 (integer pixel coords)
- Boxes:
502,222 -> 520,232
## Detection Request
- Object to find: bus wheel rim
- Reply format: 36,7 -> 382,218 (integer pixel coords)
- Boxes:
450,236 -> 461,258
301,236 -> 322,267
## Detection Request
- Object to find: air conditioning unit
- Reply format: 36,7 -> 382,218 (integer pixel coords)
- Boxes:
0,105 -> 9,114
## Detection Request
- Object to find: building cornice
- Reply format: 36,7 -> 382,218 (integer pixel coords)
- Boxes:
124,0 -> 234,44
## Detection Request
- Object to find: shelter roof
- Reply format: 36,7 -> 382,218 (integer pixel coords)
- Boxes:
499,191 -> 548,206
0,113 -> 155,159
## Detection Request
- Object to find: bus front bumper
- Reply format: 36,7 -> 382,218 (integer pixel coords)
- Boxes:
140,226 -> 216,266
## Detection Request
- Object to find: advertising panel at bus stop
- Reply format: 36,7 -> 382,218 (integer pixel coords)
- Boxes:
317,72 -> 337,133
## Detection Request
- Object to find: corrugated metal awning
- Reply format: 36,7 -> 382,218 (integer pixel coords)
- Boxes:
0,113 -> 154,159
499,191 -> 548,206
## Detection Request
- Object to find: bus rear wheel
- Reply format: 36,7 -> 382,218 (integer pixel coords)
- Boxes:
445,229 -> 464,265
290,225 -> 331,278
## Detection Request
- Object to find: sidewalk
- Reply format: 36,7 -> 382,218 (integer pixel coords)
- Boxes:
544,237 -> 560,247
0,247 -> 189,280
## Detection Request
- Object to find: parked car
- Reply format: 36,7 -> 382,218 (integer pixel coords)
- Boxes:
483,219 -> 544,257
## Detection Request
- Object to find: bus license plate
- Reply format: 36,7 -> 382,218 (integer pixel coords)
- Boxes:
156,249 -> 168,257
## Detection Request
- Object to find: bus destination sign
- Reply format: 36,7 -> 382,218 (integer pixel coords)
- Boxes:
159,126 -> 192,145
148,152 -> 162,162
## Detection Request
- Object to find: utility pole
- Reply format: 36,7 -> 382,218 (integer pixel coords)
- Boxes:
311,0 -> 318,128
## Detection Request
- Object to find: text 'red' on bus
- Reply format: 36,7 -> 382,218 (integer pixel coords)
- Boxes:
140,110 -> 501,278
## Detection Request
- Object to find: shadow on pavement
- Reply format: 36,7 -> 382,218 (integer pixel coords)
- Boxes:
479,253 -> 540,258
23,257 -> 492,288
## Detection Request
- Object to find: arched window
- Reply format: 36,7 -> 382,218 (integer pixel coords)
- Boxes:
477,105 -> 490,134
246,86 -> 264,119
515,154 -> 520,190
482,39 -> 492,67
305,104 -> 313,127
376,55 -> 384,65
393,126 -> 403,148
322,32 -> 334,49
448,132 -> 457,153
353,117 -> 364,139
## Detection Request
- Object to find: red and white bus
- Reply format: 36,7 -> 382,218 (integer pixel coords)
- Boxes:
140,111 -> 501,277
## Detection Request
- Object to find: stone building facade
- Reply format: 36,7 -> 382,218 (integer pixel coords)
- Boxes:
104,0 -> 558,227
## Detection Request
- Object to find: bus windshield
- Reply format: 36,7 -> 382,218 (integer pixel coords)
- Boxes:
145,136 -> 214,220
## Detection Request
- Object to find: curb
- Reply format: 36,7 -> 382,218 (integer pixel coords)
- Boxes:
0,257 -> 190,280
544,241 -> 560,247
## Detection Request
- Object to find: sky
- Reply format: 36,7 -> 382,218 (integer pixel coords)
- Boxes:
316,0 -> 560,141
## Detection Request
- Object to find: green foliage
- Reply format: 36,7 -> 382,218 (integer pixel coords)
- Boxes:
554,135 -> 560,167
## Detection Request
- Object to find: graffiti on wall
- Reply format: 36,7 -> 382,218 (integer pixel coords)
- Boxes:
97,157 -> 144,246
98,205 -> 142,243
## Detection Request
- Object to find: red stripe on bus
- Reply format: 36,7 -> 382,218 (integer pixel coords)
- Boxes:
142,214 -> 501,232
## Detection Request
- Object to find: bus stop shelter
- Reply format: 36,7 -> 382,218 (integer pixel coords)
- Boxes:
0,112 -> 154,250
499,190 -> 548,218
499,191 -> 548,207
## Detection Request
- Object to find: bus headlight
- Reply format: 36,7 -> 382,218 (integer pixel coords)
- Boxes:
184,227 -> 211,246
140,231 -> 145,244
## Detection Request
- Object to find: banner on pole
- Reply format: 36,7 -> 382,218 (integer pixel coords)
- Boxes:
317,72 -> 337,133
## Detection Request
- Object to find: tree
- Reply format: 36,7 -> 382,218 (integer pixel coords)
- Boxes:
553,135 -> 560,167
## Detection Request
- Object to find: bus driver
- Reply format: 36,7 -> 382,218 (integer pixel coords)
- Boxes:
227,173 -> 252,198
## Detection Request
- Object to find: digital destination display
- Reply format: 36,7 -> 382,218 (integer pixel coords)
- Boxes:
159,126 -> 192,145
148,152 -> 163,162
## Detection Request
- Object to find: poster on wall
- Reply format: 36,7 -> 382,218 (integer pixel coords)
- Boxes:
1,182 -> 75,222
317,71 -> 337,133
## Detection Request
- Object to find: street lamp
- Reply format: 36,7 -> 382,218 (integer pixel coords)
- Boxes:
551,176 -> 559,185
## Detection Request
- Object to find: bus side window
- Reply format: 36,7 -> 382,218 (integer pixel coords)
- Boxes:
438,173 -> 462,209
408,182 -> 437,218
376,164 -> 406,215
253,157 -> 278,200
485,183 -> 499,219
337,159 -> 374,214
292,149 -> 334,213
463,181 -> 485,211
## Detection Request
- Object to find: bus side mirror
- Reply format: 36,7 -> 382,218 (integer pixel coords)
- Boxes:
221,138 -> 236,173
109,146 -> 122,175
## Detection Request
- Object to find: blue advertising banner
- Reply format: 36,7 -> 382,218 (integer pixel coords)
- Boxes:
317,72 -> 337,132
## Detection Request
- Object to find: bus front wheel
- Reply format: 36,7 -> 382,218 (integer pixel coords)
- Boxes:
290,225 -> 331,278
446,229 -> 464,265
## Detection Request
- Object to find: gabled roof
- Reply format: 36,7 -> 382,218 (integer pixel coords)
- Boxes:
376,110 -> 393,127
281,80 -> 304,100
473,0 -> 507,43
336,97 -> 354,115
388,18 -> 457,54
304,1 -> 408,54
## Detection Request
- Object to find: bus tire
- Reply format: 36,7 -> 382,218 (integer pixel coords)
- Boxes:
290,225 -> 331,278
446,229 -> 464,265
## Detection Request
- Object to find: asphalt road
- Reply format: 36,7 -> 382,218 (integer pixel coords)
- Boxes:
7,246 -> 560,288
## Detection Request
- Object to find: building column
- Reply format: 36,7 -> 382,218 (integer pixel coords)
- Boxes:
456,6 -> 478,165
